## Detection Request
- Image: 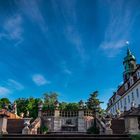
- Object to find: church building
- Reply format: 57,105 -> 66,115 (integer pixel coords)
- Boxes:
107,48 -> 140,115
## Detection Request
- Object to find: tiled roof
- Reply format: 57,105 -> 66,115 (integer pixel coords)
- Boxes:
0,109 -> 10,117
0,109 -> 21,119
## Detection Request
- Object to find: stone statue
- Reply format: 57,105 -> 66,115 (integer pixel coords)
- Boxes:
78,100 -> 84,109
116,109 -> 121,117
54,100 -> 59,109
20,112 -> 24,118
131,100 -> 136,108
26,111 -> 30,117
12,102 -> 17,114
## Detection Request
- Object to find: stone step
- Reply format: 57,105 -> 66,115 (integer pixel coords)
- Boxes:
2,134 -> 130,137
0,137 -> 132,140
0,134 -> 132,140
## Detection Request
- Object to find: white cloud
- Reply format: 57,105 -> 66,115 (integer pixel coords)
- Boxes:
100,40 -> 126,58
32,74 -> 51,86
51,0 -> 87,63
51,0 -> 77,24
0,86 -> 11,96
0,15 -> 23,46
7,79 -> 24,90
65,25 -> 86,61
64,68 -> 72,75
15,0 -> 48,33
99,0 -> 138,57
61,61 -> 72,75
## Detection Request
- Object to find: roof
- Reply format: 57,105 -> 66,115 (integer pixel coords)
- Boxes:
123,48 -> 136,62
0,109 -> 10,117
0,109 -> 21,119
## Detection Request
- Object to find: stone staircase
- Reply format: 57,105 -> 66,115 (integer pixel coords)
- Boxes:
0,134 -> 132,140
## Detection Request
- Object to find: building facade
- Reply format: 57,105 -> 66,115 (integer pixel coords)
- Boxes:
107,48 -> 140,115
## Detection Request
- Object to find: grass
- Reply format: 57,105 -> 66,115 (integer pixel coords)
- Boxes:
130,134 -> 140,140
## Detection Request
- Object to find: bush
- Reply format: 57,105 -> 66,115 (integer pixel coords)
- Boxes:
87,125 -> 100,134
40,125 -> 48,134
131,135 -> 140,140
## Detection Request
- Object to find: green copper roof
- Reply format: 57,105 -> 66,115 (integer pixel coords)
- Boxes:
124,48 -> 136,61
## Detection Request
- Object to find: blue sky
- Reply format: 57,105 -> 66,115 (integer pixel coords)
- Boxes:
0,0 -> 140,109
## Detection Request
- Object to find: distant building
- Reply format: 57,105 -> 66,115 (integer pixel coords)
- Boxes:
107,48 -> 140,115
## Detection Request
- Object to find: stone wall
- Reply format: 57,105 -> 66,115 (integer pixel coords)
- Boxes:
42,110 -> 93,132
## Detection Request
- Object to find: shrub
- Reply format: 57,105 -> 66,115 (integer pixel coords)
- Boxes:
40,125 -> 48,134
87,125 -> 100,134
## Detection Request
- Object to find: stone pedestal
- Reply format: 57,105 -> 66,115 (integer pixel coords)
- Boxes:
125,117 -> 140,134
0,114 -> 8,134
53,110 -> 61,132
78,110 -> 86,132
22,126 -> 30,134
38,102 -> 43,117
22,118 -> 31,134
104,118 -> 112,134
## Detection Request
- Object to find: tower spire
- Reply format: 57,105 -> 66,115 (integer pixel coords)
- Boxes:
123,42 -> 137,81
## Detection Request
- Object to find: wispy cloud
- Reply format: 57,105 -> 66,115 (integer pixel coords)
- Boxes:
0,14 -> 23,46
32,74 -> 51,86
15,0 -> 48,33
100,0 -> 138,57
60,61 -> 72,88
51,0 -> 87,63
61,61 -> 72,75
7,79 -> 24,90
64,68 -> 72,75
65,25 -> 86,61
100,40 -> 127,57
51,0 -> 77,24
0,86 -> 11,96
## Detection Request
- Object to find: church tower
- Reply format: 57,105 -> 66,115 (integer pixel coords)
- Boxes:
123,48 -> 137,82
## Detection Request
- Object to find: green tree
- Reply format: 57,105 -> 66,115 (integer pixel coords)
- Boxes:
15,98 -> 28,117
15,97 -> 41,119
43,92 -> 58,110
86,91 -> 103,110
59,102 -> 67,110
0,98 -> 11,110
86,91 -> 103,134
26,98 -> 41,119
65,103 -> 79,110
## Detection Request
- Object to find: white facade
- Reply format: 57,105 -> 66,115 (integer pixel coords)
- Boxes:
107,68 -> 140,115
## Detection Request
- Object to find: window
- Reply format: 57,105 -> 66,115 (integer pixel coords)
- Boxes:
114,104 -> 117,111
117,102 -> 119,109
132,92 -> 134,100
137,71 -> 140,79
136,88 -> 139,98
125,83 -> 128,91
128,95 -> 130,103
129,77 -> 134,86
120,100 -> 123,108
124,98 -> 127,105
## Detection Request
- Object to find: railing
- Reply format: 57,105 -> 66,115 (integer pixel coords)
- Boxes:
29,117 -> 41,134
96,117 -> 106,134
